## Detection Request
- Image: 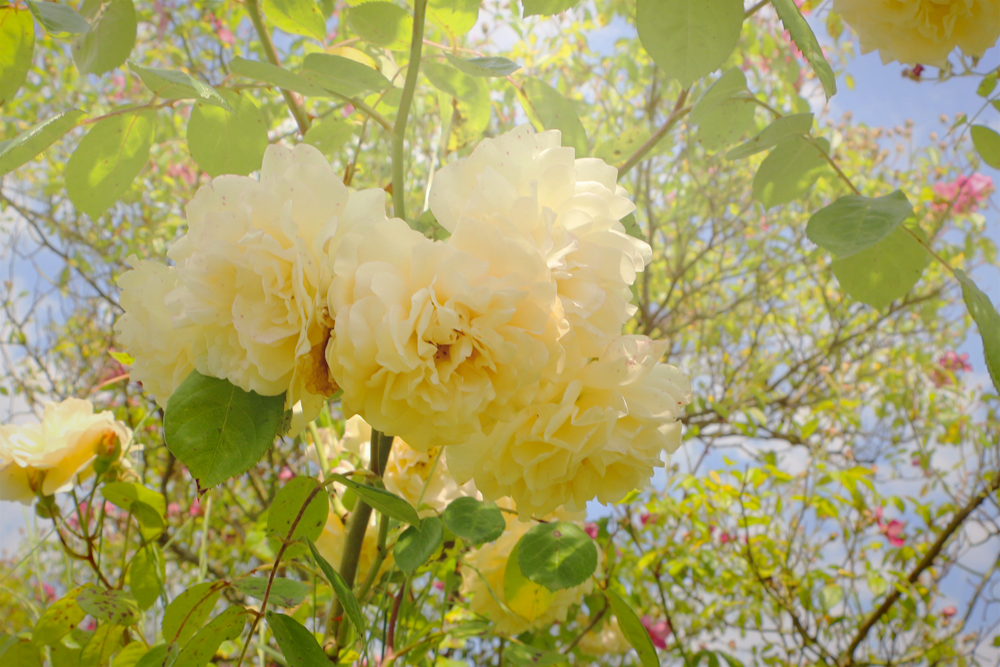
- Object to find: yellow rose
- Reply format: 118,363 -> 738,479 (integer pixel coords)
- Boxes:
383,440 -> 479,517
834,0 -> 1000,66
0,398 -> 132,504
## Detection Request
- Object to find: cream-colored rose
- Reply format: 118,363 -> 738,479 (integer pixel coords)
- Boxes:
430,124 -> 651,359
114,258 -> 197,408
460,501 -> 592,635
325,218 -> 559,450
383,440 -> 479,517
314,510 -> 391,583
576,615 -> 631,656
0,399 -> 132,504
834,0 -> 1000,66
448,335 -> 692,518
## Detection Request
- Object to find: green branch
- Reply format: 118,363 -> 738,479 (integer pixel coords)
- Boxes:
391,0 -> 429,220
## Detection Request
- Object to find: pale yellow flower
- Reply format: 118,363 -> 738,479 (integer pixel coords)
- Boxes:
314,510 -> 391,583
576,615 -> 631,656
461,501 -> 592,635
430,124 -> 651,358
0,399 -> 132,504
448,335 -> 692,518
834,0 -> 1000,66
383,440 -> 479,516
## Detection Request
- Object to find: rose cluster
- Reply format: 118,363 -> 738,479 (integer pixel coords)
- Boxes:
116,125 -> 692,518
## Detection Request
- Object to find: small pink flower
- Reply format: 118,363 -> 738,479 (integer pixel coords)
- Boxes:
875,507 -> 905,547
433,581 -> 445,591
342,104 -> 355,118
216,27 -> 235,46
932,173 -> 994,214
278,466 -> 294,482
167,502 -> 181,517
189,498 -> 203,517
640,615 -> 671,649
82,618 -> 97,631
941,606 -> 957,618
640,513 -> 655,527
584,523 -> 599,539
41,583 -> 56,601
719,531 -> 733,545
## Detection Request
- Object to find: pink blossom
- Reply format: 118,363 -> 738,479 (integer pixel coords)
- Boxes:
167,502 -> 181,517
41,583 -> 56,601
278,466 -> 294,482
719,531 -> 733,545
939,351 -> 972,373
640,615 -> 671,649
941,606 -> 957,618
584,523 -> 599,539
875,507 -> 905,547
932,173 -> 994,214
433,581 -> 445,591
82,618 -> 97,631
189,498 -> 203,517
342,104 -> 355,118
640,513 -> 655,527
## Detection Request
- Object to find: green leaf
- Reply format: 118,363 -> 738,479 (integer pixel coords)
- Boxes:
266,612 -> 328,667
303,117 -> 354,157
300,53 -> 392,98
806,190 -> 914,258
831,227 -> 928,311
0,109 -> 87,177
65,109 -> 155,219
229,57 -> 335,98
307,540 -> 367,638
820,584 -> 843,611
425,62 -> 491,151
504,644 -> 568,665
186,89 -> 268,178
232,577 -> 310,608
262,0 -> 325,41
102,482 -> 167,539
771,0 -> 836,100
80,625 -> 122,667
970,124 -> 1000,168
127,62 -> 230,109
163,371 -> 286,488
725,112 -> 814,160
977,73 -> 997,97
427,0 -> 479,35
696,97 -> 755,152
172,607 -> 246,667
752,136 -> 829,209
867,571 -> 887,596
110,642 -> 146,667
606,589 -> 659,667
689,68 -> 747,123
442,497 -> 505,545
956,269 -> 1000,394
161,582 -> 226,646
443,53 -> 520,77
521,0 -> 578,17
131,644 -> 177,667
395,516 -> 444,574
503,540 -> 552,622
76,589 -> 139,627
517,77 -> 587,155
71,0 -> 136,75
517,521 -> 597,592
3,640 -> 42,667
129,545 -> 165,611
27,0 -> 90,37
0,6 -> 34,107
32,587 -> 86,647
346,2 -> 412,50
266,476 -> 329,544
636,0 -> 744,88
594,126 -> 653,165
329,473 -> 420,525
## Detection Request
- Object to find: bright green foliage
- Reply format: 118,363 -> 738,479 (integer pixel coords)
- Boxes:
690,69 -> 755,152
102,481 -> 166,539
504,644 -> 567,665
131,645 -> 176,667
346,2 -> 412,50
970,124 -> 1000,168
27,0 -> 90,37
76,588 -> 139,626
186,90 -> 267,177
128,63 -> 231,109
832,230 -> 928,308
232,577 -> 310,608
308,540 -> 367,637
129,545 -> 166,610
161,582 -> 225,646
0,641 -> 41,667
636,0 -> 744,88
395,516 -> 444,574
752,136 -> 829,208
426,62 -> 491,150
173,607 -> 247,667
266,477 -> 328,543
770,0 -> 837,99
503,541 -> 553,622
427,0 -> 479,36
266,612 -> 329,667
263,0 -> 326,41
517,77 -> 587,154
726,112 -> 814,159
444,53 -> 520,77
65,110 -> 155,219
31,588 -> 86,647
110,643 -> 146,667
329,473 -> 420,525
0,110 -> 85,177
522,0 -> 579,16
518,521 -> 597,591
303,117 -> 355,156
442,497 -> 505,544
594,126 -> 652,165
230,57 -> 334,98
807,190 -> 915,257
957,269 -> 1000,392
0,6 -> 34,107
163,372 -> 287,488
80,624 -> 122,667
606,589 -> 659,667
301,53 -> 392,97
71,0 -> 136,75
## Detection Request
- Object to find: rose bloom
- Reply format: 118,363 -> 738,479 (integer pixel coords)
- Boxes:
325,218 -> 560,450
461,501 -> 592,635
117,144 -> 390,419
383,441 -> 479,517
430,124 -> 651,359
0,399 -> 132,504
314,510 -> 391,584
576,615 -> 631,656
449,335 -> 691,517
834,0 -> 1000,66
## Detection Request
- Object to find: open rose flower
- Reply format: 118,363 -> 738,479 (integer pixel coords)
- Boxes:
834,0 -> 1000,66
383,438 -> 479,517
0,399 -> 132,504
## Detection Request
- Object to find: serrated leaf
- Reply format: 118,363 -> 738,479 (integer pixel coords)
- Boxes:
636,0 -> 744,88
232,577 -> 309,608
263,0 -> 325,41
303,118 -> 354,156
395,516 -> 443,574
970,124 -> 1000,168
427,0 -> 478,35
752,136 -> 829,209
266,612 -> 327,667
806,190 -> 914,257
771,0 -> 836,100
300,53 -> 391,98
329,473 -> 419,525
503,541 -> 552,622
518,522 -> 597,592
606,589 -> 658,667
172,607 -> 246,667
129,545 -> 165,611
522,0 -> 578,17
956,269 -> 1000,393
230,57 -> 335,98
0,6 -> 35,107
77,589 -> 139,627
443,53 -> 520,77
0,110 -> 87,177
27,0 -> 89,37
726,112 -> 814,159
71,0 -> 136,76
346,2 -> 411,50
186,89 -> 267,178
65,110 -> 155,219
128,63 -> 230,109
307,540 -> 367,638
32,587 -> 87,647
163,371 -> 286,488
441,497 -> 505,545
517,77 -> 587,155
162,582 -> 225,646
102,482 -> 166,539
831,227 -> 928,310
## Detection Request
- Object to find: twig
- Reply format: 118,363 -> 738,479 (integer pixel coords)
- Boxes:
390,0 -> 429,220
244,0 -> 311,136
618,90 -> 690,177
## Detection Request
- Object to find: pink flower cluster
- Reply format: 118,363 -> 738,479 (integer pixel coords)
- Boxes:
641,615 -> 672,649
875,507 -> 905,548
930,351 -> 973,387
932,173 -> 993,214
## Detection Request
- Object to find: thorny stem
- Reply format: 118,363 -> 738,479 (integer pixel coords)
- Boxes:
391,0 -> 429,220
244,0 -> 311,136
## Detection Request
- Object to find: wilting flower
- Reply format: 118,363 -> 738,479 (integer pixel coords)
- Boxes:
932,173 -> 993,214
641,615 -> 672,649
833,0 -> 1000,66
0,399 -> 132,504
576,615 -> 631,656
